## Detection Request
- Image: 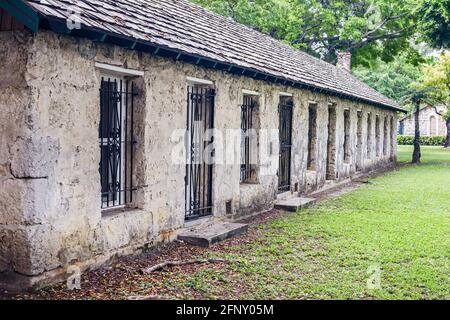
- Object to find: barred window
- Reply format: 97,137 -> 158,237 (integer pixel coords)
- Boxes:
375,115 -> 381,157
99,76 -> 137,209
383,117 -> 388,156
390,117 -> 396,160
367,113 -> 372,158
240,95 -> 259,183
343,109 -> 351,163
307,104 -> 317,170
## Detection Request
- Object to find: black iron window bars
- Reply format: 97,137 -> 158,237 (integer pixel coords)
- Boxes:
185,86 -> 215,221
99,77 -> 138,209
240,95 -> 257,183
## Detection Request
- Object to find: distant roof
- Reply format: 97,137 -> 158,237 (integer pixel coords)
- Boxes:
8,0 -> 405,112
399,105 -> 448,121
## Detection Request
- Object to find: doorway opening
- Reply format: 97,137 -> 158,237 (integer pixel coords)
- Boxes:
307,104 -> 317,171
278,96 -> 293,193
356,111 -> 363,171
185,86 -> 215,221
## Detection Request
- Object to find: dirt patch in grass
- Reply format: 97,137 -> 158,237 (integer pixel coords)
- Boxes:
8,209 -> 288,300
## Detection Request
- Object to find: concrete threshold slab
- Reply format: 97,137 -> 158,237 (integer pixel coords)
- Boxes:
274,197 -> 316,212
178,221 -> 248,247
276,191 -> 292,200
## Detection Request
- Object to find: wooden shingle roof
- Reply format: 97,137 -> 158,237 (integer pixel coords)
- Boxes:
21,0 -> 404,111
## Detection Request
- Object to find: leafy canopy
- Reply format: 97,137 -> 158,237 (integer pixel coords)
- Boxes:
192,0 -> 420,65
414,52 -> 450,119
352,53 -> 422,106
414,0 -> 450,49
191,0 -> 449,66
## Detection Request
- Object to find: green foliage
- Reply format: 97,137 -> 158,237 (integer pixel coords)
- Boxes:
413,52 -> 450,108
414,0 -> 450,49
191,0 -> 418,65
352,53 -> 422,104
443,109 -> 450,121
192,0 -> 295,40
28,147 -> 450,300
191,0 -> 449,68
397,135 -> 447,146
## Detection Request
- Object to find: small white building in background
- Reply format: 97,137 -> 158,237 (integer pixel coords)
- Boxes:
399,106 -> 448,136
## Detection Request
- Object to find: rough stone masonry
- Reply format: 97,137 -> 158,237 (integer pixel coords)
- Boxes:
0,0 -> 402,290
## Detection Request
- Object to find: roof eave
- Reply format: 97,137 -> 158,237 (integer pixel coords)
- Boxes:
0,0 -> 38,32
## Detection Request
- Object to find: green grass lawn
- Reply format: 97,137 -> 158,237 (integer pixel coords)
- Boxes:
30,146 -> 450,300
179,146 -> 450,300
397,145 -> 450,164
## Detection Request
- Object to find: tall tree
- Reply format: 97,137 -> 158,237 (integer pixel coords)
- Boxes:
412,96 -> 422,163
401,86 -> 432,163
414,52 -> 450,147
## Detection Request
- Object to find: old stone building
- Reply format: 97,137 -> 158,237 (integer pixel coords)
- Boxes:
399,105 -> 448,136
0,0 -> 405,290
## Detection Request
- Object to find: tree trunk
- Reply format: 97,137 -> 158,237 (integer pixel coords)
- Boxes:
412,101 -> 421,163
444,118 -> 450,148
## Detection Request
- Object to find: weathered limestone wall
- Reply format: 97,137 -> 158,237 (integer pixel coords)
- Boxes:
0,31 -> 67,286
0,30 -> 398,289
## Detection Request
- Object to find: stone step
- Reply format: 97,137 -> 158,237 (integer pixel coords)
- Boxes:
274,197 -> 316,212
178,221 -> 248,247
